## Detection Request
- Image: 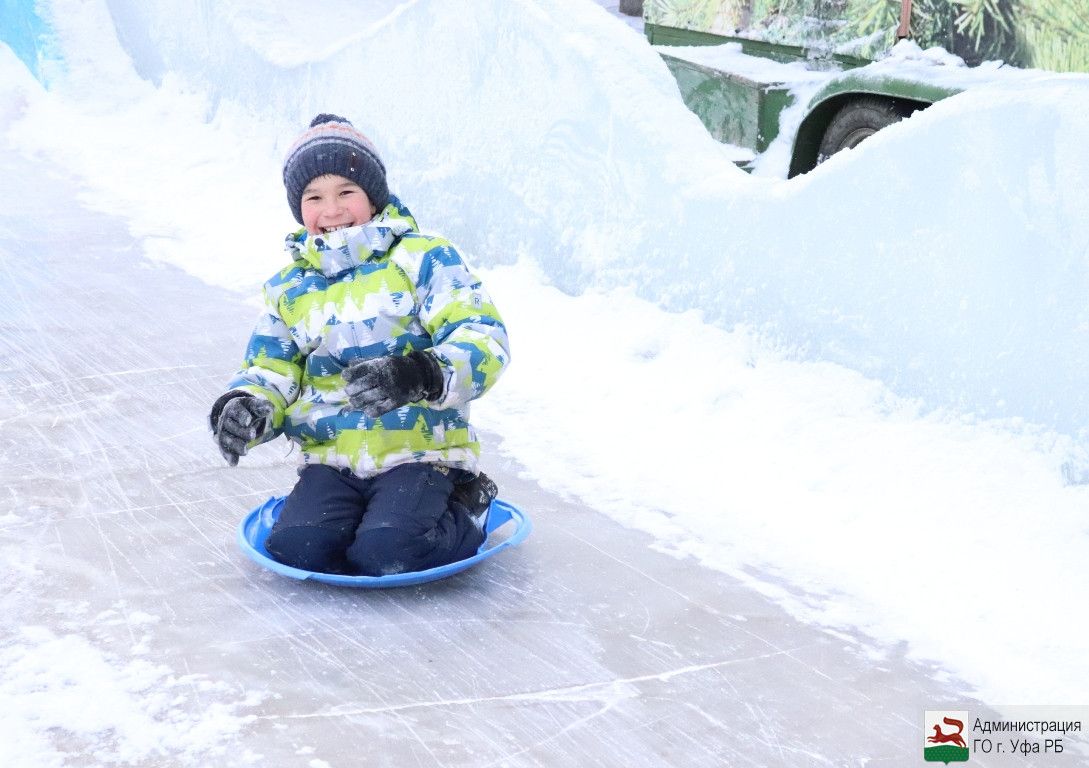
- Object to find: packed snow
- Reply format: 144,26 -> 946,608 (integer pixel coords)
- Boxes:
2,0 -> 1088,762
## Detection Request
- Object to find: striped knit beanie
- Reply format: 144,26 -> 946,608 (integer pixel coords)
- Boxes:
282,114 -> 389,225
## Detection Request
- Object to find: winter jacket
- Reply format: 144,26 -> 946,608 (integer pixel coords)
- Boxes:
222,196 -> 509,477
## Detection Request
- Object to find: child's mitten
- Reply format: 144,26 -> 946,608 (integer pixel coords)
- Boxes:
209,393 -> 273,466
342,351 -> 442,418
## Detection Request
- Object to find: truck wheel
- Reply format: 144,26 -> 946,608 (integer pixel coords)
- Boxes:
618,0 -> 644,16
817,97 -> 914,164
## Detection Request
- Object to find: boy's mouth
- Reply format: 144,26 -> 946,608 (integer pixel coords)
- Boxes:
322,225 -> 351,234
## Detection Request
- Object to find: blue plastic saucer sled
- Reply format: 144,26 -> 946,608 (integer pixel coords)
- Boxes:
237,496 -> 531,588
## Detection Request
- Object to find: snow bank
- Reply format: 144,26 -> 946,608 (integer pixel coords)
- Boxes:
743,81 -> 1089,437
0,622 -> 260,766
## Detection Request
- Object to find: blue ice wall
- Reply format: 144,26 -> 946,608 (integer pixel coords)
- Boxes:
0,0 -> 54,82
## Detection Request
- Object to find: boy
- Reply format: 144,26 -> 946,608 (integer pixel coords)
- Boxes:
210,114 -> 510,576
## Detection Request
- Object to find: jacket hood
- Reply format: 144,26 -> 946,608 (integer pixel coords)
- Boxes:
284,195 -> 419,276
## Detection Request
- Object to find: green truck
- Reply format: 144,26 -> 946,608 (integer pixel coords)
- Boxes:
643,0 -> 1088,176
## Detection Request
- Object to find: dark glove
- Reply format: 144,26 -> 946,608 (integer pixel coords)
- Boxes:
342,351 -> 443,418
209,392 -> 273,466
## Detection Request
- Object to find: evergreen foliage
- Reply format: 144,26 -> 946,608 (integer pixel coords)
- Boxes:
645,0 -> 1087,71
1018,0 -> 1089,71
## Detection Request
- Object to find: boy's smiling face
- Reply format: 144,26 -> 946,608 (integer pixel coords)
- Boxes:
300,174 -> 377,236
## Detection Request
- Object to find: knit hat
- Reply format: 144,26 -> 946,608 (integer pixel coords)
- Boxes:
282,114 -> 389,225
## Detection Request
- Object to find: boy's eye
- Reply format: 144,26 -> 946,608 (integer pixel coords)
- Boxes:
340,189 -> 356,197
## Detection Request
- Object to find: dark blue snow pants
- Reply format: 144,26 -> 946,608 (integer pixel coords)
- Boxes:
265,463 -> 486,576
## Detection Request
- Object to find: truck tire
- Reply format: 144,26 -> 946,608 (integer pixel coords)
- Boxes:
618,0 -> 644,16
816,97 -> 914,164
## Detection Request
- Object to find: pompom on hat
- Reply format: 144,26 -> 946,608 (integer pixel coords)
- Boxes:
282,114 -> 389,225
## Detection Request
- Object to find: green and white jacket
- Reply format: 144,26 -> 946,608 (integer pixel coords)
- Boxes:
223,196 -> 509,477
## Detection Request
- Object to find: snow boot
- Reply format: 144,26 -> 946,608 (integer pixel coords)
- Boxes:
451,471 -> 498,531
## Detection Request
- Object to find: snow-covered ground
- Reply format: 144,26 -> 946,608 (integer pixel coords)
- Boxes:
2,0 -> 1088,761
